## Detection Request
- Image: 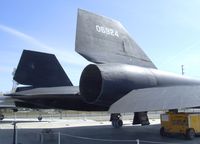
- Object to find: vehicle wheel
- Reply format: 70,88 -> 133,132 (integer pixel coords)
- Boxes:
160,127 -> 166,137
38,116 -> 42,121
112,119 -> 123,128
0,114 -> 4,120
185,128 -> 195,140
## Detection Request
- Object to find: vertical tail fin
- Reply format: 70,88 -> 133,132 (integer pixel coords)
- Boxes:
14,50 -> 73,87
75,9 -> 156,69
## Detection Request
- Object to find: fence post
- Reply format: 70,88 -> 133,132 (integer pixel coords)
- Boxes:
58,132 -> 61,144
13,122 -> 17,144
136,139 -> 139,144
40,133 -> 43,144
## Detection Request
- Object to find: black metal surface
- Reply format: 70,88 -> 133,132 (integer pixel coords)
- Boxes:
6,9 -> 200,113
8,86 -> 108,111
75,9 -> 156,68
9,86 -> 80,109
14,98 -> 108,111
109,85 -> 200,113
7,49 -> 108,111
14,50 -> 72,87
80,63 -> 200,106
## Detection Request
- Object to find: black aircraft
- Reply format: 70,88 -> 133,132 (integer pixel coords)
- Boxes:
4,9 -> 200,128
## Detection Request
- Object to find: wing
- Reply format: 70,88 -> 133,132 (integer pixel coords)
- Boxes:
6,86 -> 80,107
6,87 -> 108,111
7,86 -> 79,97
75,9 -> 156,68
109,85 -> 200,113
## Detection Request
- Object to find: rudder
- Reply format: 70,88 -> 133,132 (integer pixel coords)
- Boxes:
14,50 -> 73,87
75,9 -> 156,69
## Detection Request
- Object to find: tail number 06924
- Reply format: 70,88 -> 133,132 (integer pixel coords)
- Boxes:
96,25 -> 119,37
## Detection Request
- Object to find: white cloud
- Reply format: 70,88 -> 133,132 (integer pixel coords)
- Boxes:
0,24 -> 90,89
159,39 -> 200,66
0,24 -> 88,66
0,66 -> 12,73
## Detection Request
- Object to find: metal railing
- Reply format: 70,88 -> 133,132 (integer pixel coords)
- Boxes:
38,131 -> 180,144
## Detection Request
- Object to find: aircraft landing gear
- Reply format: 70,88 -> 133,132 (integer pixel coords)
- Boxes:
110,113 -> 123,128
38,115 -> 43,121
0,114 -> 4,120
133,112 -> 150,126
37,110 -> 43,121
13,108 -> 18,113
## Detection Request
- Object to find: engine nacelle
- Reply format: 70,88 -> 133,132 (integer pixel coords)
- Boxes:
80,63 -> 200,107
80,64 -> 157,106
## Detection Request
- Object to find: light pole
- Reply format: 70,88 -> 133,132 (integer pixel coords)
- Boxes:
181,65 -> 184,75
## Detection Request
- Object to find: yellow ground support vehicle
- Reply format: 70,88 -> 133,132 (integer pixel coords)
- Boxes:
160,112 -> 200,139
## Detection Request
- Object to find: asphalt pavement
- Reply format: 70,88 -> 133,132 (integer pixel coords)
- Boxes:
0,119 -> 200,144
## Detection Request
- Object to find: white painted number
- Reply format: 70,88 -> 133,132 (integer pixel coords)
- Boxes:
96,25 -> 119,37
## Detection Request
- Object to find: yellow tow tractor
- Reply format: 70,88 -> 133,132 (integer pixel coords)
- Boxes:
160,112 -> 200,139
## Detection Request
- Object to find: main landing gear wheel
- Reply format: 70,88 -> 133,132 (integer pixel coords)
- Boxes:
110,113 -> 123,128
37,109 -> 43,121
112,119 -> 123,128
38,116 -> 43,121
0,114 -> 4,120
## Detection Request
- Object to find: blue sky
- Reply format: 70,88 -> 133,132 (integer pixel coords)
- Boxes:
1,0 -> 200,92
